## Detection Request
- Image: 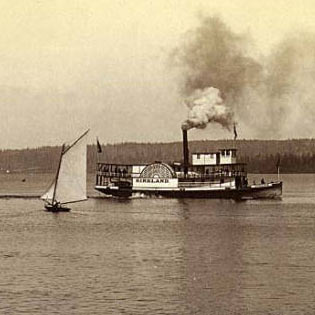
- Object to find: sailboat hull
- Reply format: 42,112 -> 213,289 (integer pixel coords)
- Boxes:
45,204 -> 71,212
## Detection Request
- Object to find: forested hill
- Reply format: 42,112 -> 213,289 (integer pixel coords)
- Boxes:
1,139 -> 315,173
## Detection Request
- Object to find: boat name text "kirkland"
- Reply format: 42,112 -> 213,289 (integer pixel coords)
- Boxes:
136,178 -> 169,183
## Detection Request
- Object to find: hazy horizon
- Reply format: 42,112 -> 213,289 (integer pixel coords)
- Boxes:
3,0 -> 315,149
2,137 -> 315,152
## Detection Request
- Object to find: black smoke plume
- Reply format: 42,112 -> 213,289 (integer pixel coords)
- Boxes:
173,15 -> 315,138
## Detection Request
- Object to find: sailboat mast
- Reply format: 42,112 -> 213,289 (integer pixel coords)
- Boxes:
62,129 -> 89,155
52,144 -> 65,205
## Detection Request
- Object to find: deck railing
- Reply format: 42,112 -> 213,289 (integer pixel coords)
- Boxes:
96,162 -> 247,186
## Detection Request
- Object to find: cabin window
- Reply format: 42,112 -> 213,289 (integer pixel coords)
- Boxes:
197,154 -> 200,159
226,150 -> 230,156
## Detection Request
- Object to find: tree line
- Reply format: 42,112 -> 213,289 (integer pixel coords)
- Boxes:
1,139 -> 315,173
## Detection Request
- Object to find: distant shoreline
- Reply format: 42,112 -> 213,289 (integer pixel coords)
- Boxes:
1,139 -> 315,174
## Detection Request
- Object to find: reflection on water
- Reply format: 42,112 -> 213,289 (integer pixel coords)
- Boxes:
0,174 -> 315,314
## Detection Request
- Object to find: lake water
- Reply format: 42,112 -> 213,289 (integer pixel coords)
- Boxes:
0,173 -> 315,314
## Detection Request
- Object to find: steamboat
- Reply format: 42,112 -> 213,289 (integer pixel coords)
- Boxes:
95,129 -> 282,199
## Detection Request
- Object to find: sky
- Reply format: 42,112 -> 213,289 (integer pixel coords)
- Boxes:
2,0 -> 315,149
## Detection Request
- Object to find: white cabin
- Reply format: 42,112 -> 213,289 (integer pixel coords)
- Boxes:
192,152 -> 218,165
192,149 -> 237,166
219,149 -> 237,164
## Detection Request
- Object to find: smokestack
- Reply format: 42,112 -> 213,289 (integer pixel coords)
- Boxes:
182,128 -> 189,177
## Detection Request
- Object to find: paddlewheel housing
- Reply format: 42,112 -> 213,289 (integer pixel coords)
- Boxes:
140,163 -> 176,179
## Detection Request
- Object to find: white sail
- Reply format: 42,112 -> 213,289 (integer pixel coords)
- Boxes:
41,130 -> 88,205
40,181 -> 55,201
54,132 -> 88,204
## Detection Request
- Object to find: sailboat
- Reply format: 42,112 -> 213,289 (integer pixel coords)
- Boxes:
41,130 -> 89,212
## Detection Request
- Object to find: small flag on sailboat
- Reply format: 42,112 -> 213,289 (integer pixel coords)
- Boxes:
96,138 -> 102,153
233,123 -> 238,140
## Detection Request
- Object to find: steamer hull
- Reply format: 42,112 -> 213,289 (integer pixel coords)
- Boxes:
95,181 -> 283,200
240,181 -> 282,199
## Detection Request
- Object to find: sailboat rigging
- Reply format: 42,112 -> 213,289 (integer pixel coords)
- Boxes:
41,129 -> 89,212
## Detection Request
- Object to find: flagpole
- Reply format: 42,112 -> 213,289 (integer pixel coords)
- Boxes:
277,166 -> 280,181
96,137 -> 100,186
276,154 -> 281,182
233,123 -> 237,150
97,140 -> 99,163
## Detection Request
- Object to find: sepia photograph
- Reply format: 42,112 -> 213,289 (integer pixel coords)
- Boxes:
1,0 -> 315,314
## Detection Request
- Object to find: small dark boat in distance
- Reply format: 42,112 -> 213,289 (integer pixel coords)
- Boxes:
95,129 -> 282,200
41,130 -> 89,212
45,203 -> 71,212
